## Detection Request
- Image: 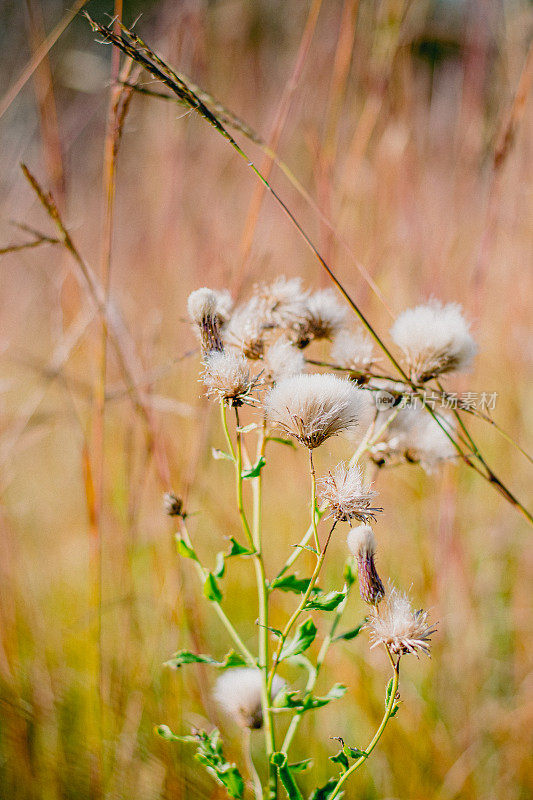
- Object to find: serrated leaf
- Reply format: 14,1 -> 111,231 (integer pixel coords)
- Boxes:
241,455 -> 266,479
203,572 -> 223,603
213,551 -> 226,578
308,778 -> 342,800
176,728 -> 244,798
330,749 -> 349,773
267,436 -> 296,448
212,447 -> 234,461
270,574 -> 313,594
306,590 -> 346,611
175,536 -> 199,561
164,649 -> 248,670
289,759 -> 313,774
344,745 -> 366,759
303,684 -> 346,710
271,752 -> 304,800
334,621 -> 366,642
226,536 -> 255,557
279,618 -> 317,660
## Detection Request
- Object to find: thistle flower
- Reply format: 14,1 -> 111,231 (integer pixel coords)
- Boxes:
262,337 -> 305,384
263,373 -> 364,448
256,276 -> 309,328
213,669 -> 285,729
319,462 -> 381,523
163,491 -> 186,518
187,287 -> 225,353
371,406 -> 456,473
347,524 -> 385,605
292,289 -> 347,348
202,350 -> 254,406
224,299 -> 267,360
390,300 -> 477,382
366,585 -> 436,657
331,329 -> 375,374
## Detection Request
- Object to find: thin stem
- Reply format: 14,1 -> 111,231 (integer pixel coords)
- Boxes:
268,522 -> 337,695
242,728 -> 263,800
328,658 -> 400,800
309,449 -> 320,552
179,521 -> 255,666
275,502 -> 327,580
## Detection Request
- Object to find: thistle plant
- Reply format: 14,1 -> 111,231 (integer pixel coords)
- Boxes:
157,278 -> 447,800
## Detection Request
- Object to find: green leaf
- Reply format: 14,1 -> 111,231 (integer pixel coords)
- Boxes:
344,745 -> 366,759
289,759 -> 313,774
385,678 -> 400,717
175,536 -> 199,561
267,436 -> 296,448
226,536 -> 255,557
271,752 -> 304,800
279,618 -> 317,660
164,649 -> 248,670
343,558 -> 357,587
213,551 -> 226,578
305,590 -> 346,611
275,684 -> 346,712
203,572 -> 223,603
308,778 -> 342,800
334,621 -> 366,642
303,684 -> 346,711
241,455 -> 266,479
155,724 -> 183,741
330,749 -> 349,773
211,447 -> 235,461
270,574 -> 313,594
165,728 -> 244,798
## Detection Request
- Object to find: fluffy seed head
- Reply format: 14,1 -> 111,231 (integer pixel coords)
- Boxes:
292,289 -> 347,347
187,288 -> 225,353
213,669 -> 285,729
187,288 -> 218,324
319,462 -> 381,523
390,300 -> 477,382
256,276 -> 309,328
263,373 -> 364,448
224,299 -> 267,360
202,350 -> 254,406
371,406 -> 456,473
262,338 -> 305,384
347,524 -> 385,605
331,329 -> 375,373
366,585 -> 436,656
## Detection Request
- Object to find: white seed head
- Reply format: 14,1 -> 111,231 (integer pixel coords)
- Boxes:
319,462 -> 381,523
390,300 -> 477,382
372,406 -> 456,473
256,276 -> 309,327
331,329 -> 375,373
366,585 -> 436,657
213,668 -> 285,729
293,289 -> 347,347
202,350 -> 253,405
262,337 -> 305,384
224,299 -> 267,360
263,373 -> 364,448
187,288 -> 219,324
214,290 -> 234,323
347,523 -> 377,558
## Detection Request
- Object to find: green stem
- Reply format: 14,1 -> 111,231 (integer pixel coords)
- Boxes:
179,522 -> 255,665
328,660 -> 400,800
309,450 -> 320,552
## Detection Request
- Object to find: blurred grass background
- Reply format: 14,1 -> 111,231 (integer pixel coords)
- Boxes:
1,0 -> 532,798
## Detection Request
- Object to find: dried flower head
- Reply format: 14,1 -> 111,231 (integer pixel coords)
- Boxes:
347,524 -> 385,605
292,289 -> 347,348
255,276 -> 309,328
163,492 -> 186,518
262,337 -> 305,384
390,300 -> 477,382
366,585 -> 436,657
187,287 -> 225,353
371,406 -> 456,473
213,669 -> 285,729
224,299 -> 267,360
331,329 -> 375,374
319,462 -> 381,523
202,350 -> 254,406
264,373 -> 364,448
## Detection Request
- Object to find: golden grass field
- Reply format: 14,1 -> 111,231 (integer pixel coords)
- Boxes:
1,1 -> 532,798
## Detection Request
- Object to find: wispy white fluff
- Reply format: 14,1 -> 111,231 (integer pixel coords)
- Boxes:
293,289 -> 347,346
347,523 -> 377,558
187,288 -> 218,324
202,350 -> 253,405
366,585 -> 436,657
372,406 -> 456,473
213,668 -> 285,729
319,462 -> 380,523
224,299 -> 267,360
331,329 -> 375,372
390,300 -> 477,381
256,276 -> 309,328
264,373 -> 364,448
262,338 -> 305,384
